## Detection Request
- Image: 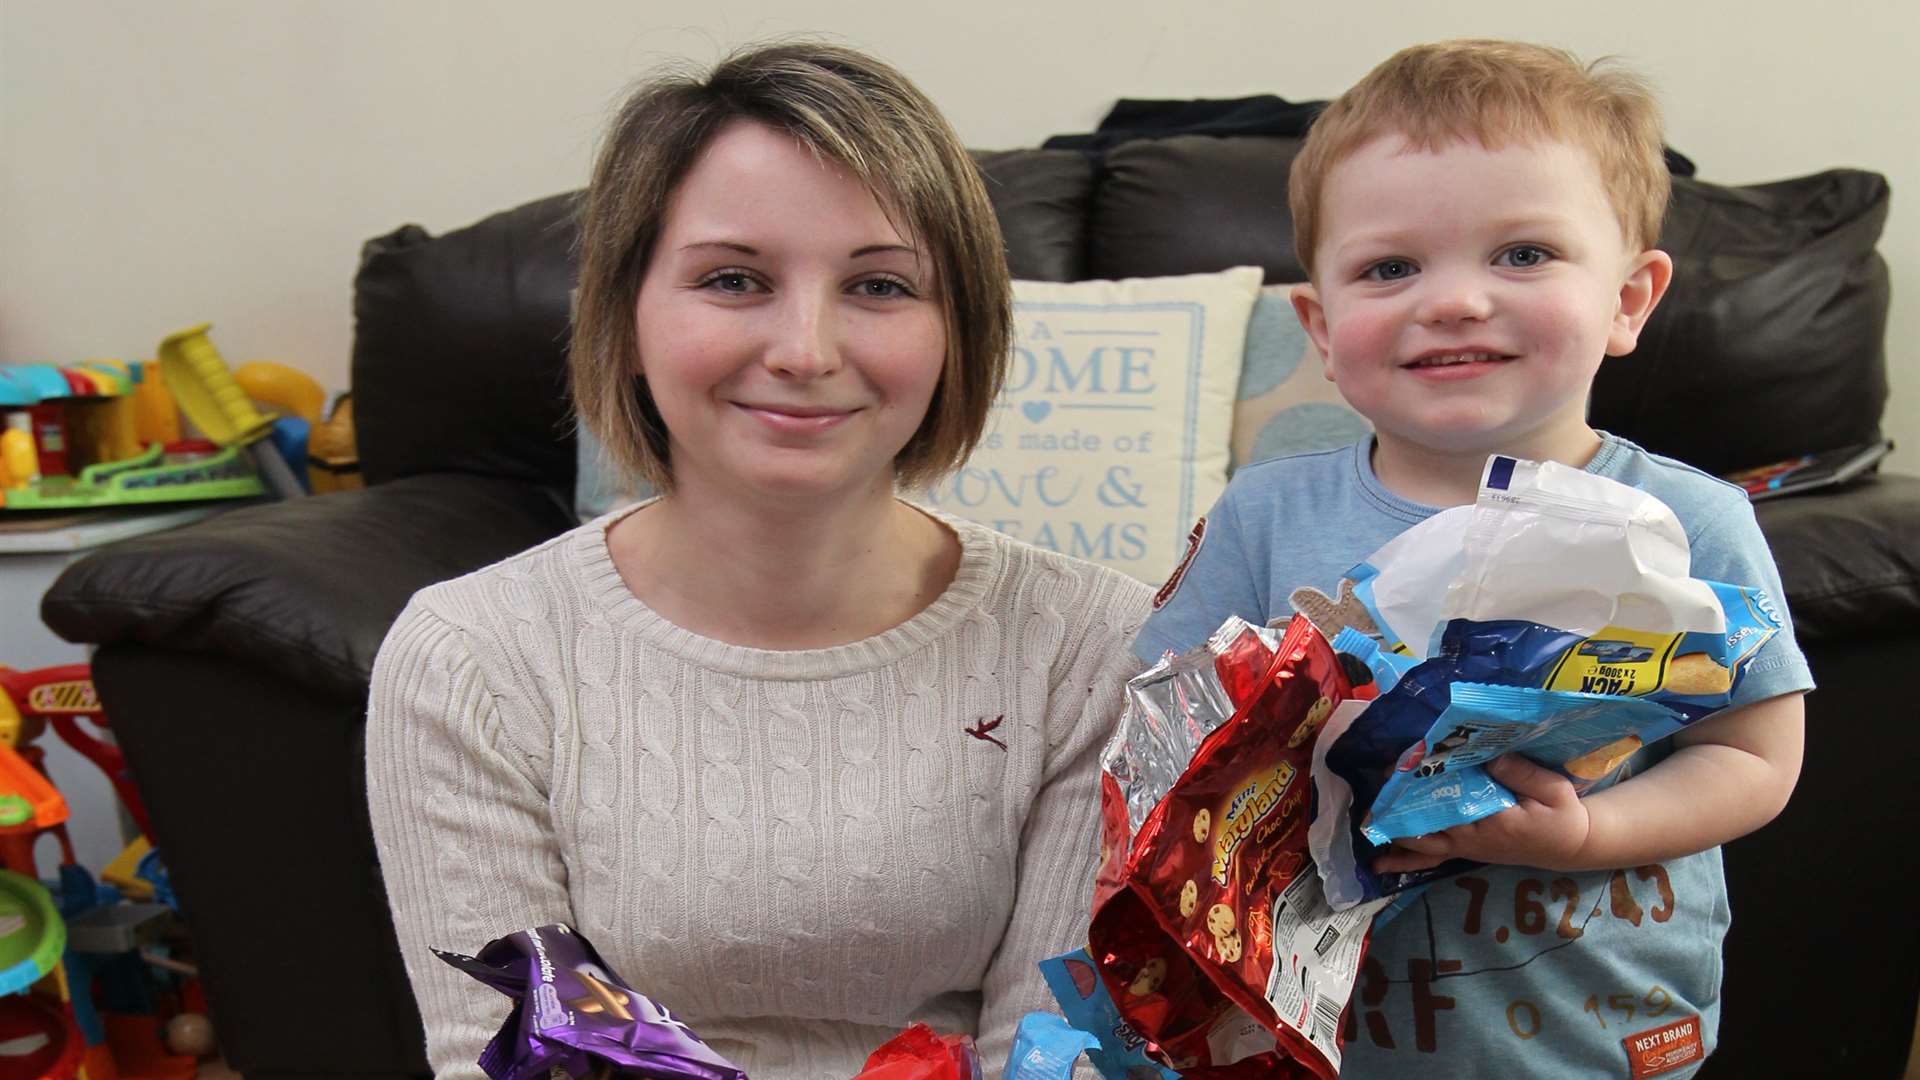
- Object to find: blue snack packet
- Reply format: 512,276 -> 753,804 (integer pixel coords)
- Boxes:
1323,584 -> 1781,904
1037,948 -> 1180,1080
1361,683 -> 1685,844
1003,1012 -> 1101,1080
1330,627 -> 1416,694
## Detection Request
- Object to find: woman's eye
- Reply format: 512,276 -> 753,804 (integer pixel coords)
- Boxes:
856,277 -> 914,299
1497,245 -> 1553,268
699,271 -> 762,293
1364,259 -> 1416,282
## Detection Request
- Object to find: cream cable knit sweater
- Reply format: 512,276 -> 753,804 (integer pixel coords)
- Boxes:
366,506 -> 1150,1078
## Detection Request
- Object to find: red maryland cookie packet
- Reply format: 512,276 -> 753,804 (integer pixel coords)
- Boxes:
1089,616 -> 1380,1078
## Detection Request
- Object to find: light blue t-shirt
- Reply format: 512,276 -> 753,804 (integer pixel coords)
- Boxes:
1137,434 -> 1813,1080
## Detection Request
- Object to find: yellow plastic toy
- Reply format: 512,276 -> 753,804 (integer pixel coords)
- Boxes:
100,837 -> 157,903
1,416 -> 40,492
156,324 -> 274,447
234,361 -> 325,425
132,360 -> 182,447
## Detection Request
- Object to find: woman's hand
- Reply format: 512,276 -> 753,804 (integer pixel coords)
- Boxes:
1370,754 -> 1592,873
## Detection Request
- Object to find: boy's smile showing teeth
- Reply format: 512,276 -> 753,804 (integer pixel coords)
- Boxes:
1403,349 -> 1515,373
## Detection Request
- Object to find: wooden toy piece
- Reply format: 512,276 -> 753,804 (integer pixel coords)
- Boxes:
163,1012 -> 214,1056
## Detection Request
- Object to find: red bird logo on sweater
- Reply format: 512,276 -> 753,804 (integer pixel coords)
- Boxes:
964,715 -> 1008,751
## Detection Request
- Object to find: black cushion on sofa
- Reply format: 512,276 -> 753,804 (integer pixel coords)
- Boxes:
1590,170 -> 1891,475
972,149 -> 1096,281
1756,473 -> 1920,643
41,475 -> 577,703
1085,134 -> 1306,283
354,192 -> 582,490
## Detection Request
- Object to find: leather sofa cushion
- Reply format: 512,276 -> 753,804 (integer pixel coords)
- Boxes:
1591,170 -> 1891,474
1757,473 -> 1920,643
973,148 -> 1096,281
41,474 -> 577,703
353,193 -> 581,489
1085,134 -> 1307,283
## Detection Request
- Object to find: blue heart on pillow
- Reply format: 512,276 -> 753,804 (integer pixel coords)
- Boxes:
1021,401 -> 1052,423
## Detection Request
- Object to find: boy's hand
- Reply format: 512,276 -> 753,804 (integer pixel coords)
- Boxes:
1371,755 -> 1592,873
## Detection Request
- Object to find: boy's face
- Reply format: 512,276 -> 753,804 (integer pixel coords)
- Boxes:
1292,134 -> 1670,465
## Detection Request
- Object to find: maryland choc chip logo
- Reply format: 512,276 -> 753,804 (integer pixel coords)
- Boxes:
1153,517 -> 1207,609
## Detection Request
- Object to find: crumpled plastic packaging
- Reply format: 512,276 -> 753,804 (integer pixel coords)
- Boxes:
1000,1011 -> 1101,1080
851,1024 -> 983,1080
1087,615 -> 1380,1078
1313,455 -> 1785,909
435,924 -> 746,1080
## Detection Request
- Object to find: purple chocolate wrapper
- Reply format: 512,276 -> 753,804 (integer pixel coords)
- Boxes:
435,924 -> 747,1080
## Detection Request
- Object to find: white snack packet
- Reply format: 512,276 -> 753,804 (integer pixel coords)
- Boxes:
1439,456 -> 1725,640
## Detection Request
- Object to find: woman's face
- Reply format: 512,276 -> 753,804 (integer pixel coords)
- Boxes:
633,120 -> 947,505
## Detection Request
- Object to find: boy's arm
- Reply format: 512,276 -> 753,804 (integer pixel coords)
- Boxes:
1375,689 -> 1805,873
1133,483 -> 1270,665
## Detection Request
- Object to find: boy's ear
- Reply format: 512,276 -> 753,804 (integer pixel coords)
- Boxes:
1606,249 -> 1674,357
1291,283 -> 1335,378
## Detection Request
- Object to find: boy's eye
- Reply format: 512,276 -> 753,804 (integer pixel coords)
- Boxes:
1496,244 -> 1554,268
1363,259 -> 1417,282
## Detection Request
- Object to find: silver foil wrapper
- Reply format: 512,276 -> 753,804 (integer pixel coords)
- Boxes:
1100,616 -> 1285,836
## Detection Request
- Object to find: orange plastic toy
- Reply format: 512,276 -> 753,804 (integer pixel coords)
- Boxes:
0,667 -> 149,842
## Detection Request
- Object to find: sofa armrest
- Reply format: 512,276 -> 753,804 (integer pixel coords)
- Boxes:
1756,470 -> 1920,644
41,473 -> 578,704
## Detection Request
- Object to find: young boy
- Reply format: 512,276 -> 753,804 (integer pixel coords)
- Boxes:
1138,40 -> 1811,1078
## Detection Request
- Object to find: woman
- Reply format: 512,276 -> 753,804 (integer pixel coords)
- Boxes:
366,43 -> 1150,1078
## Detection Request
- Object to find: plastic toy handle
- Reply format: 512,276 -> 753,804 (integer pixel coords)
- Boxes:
235,361 -> 326,423
48,714 -> 151,839
157,323 -> 275,447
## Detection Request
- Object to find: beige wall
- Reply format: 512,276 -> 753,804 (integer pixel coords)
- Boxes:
4,0 -> 1914,471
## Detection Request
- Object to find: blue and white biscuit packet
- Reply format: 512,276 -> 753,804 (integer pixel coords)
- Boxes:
1360,683 -> 1685,844
1002,1012 -> 1100,1080
1319,596 -> 1780,906
1329,627 -> 1416,694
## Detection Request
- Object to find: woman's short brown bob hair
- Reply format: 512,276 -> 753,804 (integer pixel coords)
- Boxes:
571,41 -> 1011,493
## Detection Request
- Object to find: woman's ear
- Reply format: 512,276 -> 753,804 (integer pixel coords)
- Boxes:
1607,249 -> 1674,357
1291,283 -> 1334,379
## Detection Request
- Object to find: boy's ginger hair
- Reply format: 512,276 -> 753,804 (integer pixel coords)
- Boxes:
1289,39 -> 1670,277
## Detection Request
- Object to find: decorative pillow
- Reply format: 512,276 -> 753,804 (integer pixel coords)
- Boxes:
924,266 -> 1262,583
1229,285 -> 1369,471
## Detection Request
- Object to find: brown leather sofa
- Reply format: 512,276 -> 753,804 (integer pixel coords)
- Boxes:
42,126 -> 1920,1079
